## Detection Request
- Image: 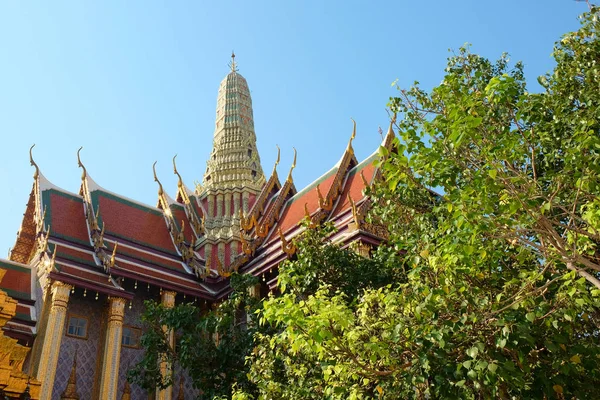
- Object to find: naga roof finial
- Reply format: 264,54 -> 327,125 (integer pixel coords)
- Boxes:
387,113 -> 397,137
77,146 -> 87,181
173,155 -> 184,189
229,51 -> 238,72
152,161 -> 164,196
272,145 -> 281,175
286,147 -> 297,183
347,118 -> 357,153
29,144 -> 40,180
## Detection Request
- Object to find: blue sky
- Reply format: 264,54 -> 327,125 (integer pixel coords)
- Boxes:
0,1 -> 588,253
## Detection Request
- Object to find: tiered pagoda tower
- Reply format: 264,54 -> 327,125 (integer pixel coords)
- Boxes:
197,53 -> 266,270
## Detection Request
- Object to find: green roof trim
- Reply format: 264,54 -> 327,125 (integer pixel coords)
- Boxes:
56,250 -> 98,269
0,260 -> 31,274
15,312 -> 33,322
3,288 -> 30,301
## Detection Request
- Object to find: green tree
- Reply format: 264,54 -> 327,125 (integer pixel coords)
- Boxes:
135,7 -> 600,399
241,6 -> 600,399
128,273 -> 262,399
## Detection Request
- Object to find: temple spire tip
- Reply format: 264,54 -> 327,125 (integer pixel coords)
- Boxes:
229,51 -> 238,72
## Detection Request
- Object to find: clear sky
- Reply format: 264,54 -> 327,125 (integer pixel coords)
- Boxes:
0,1 -> 588,254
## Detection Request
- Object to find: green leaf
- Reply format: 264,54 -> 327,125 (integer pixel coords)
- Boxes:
466,347 -> 479,358
526,312 -> 536,322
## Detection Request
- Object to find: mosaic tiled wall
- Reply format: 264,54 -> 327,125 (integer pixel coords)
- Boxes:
46,289 -> 203,399
52,292 -> 104,399
117,292 -> 148,400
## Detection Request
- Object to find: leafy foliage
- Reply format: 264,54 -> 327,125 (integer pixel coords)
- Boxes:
128,273 -> 262,399
134,7 -> 600,399
241,7 -> 600,399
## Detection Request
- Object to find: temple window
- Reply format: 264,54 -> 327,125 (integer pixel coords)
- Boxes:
122,326 -> 141,348
247,149 -> 252,157
251,170 -> 257,178
66,314 -> 88,339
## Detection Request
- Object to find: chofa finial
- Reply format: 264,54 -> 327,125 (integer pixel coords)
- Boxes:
347,118 -> 356,153
387,113 -> 397,136
77,147 -> 87,181
272,145 -> 281,175
173,155 -> 184,188
286,147 -> 297,183
153,161 -> 164,196
29,144 -> 40,180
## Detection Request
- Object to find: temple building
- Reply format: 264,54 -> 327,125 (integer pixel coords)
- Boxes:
0,54 -> 391,400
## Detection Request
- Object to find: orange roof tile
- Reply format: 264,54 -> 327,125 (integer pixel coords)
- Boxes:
278,166 -> 338,233
110,242 -> 188,274
171,205 -> 195,243
331,155 -> 377,218
91,191 -> 178,255
0,260 -> 31,301
42,190 -> 89,246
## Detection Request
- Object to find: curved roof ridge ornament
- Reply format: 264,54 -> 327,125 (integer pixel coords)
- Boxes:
172,154 -> 184,189
386,113 -> 397,138
347,118 -> 356,153
286,147 -> 297,184
29,144 -> 40,180
152,161 -> 164,196
77,147 -> 87,181
272,145 -> 281,176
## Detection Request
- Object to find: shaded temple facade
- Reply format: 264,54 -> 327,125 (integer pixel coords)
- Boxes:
0,55 -> 392,400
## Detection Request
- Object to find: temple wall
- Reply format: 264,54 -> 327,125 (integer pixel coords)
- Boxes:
52,293 -> 104,399
117,292 -> 148,400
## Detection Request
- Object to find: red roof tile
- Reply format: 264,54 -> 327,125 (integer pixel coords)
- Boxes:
91,191 -> 178,255
0,260 -> 31,301
331,159 -> 377,218
43,191 -> 89,246
55,245 -> 97,268
278,168 -> 337,233
112,243 -> 188,274
171,206 -> 195,243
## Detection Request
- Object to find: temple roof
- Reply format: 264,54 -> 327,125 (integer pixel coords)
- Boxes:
0,259 -> 35,340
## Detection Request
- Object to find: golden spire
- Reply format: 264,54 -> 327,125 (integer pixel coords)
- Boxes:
60,351 -> 80,399
173,155 -> 184,189
286,147 -> 297,183
29,144 -> 40,180
152,161 -> 164,196
229,51 -> 238,72
77,147 -> 87,181
347,118 -> 356,154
